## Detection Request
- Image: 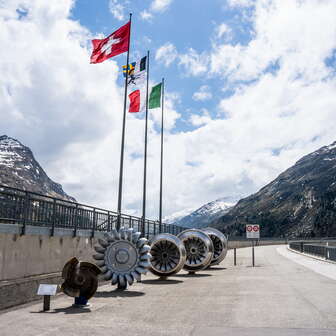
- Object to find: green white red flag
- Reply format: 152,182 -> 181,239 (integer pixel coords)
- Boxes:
128,89 -> 146,113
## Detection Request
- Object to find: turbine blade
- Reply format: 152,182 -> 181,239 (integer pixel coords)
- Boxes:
125,273 -> 134,286
104,270 -> 112,280
111,272 -> 118,285
140,245 -> 151,254
94,245 -> 106,253
137,238 -> 148,249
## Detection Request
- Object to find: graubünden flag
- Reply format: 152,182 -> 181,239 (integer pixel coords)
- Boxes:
90,22 -> 130,64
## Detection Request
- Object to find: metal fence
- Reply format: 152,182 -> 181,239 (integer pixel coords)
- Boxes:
0,185 -> 185,238
289,241 -> 336,262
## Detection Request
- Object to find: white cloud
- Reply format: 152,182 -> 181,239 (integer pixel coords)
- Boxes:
155,43 -> 209,76
140,0 -> 173,21
155,42 -> 178,66
192,86 -> 213,101
150,0 -> 173,12
108,0 -> 126,21
140,10 -> 153,21
215,23 -> 232,40
210,0 -> 336,82
189,108 -> 212,127
179,48 -> 209,76
228,0 -> 255,8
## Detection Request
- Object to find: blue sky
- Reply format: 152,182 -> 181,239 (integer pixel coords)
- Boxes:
1,0 -> 336,220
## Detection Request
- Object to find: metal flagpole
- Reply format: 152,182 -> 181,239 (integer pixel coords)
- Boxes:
141,50 -> 150,235
159,78 -> 164,233
117,13 -> 132,230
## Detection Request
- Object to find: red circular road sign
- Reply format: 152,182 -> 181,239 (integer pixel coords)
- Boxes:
246,225 -> 253,232
253,225 -> 259,232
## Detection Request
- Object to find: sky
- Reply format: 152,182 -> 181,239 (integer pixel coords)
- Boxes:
1,0 -> 336,221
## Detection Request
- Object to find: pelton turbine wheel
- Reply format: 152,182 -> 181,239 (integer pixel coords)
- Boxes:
93,227 -> 151,289
61,257 -> 101,300
149,233 -> 186,277
201,227 -> 228,266
177,229 -> 214,272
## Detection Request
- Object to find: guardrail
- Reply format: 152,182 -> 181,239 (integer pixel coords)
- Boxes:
0,185 -> 186,238
289,241 -> 336,262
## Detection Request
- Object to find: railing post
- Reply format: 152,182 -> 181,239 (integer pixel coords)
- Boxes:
107,211 -> 111,232
21,191 -> 29,235
73,204 -> 78,237
146,220 -> 149,239
92,208 -> 96,238
51,199 -> 56,237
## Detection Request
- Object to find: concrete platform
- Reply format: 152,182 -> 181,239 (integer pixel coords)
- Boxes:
1,245 -> 336,336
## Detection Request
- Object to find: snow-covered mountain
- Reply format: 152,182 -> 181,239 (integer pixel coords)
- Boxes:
164,207 -> 197,224
171,197 -> 237,229
0,135 -> 75,202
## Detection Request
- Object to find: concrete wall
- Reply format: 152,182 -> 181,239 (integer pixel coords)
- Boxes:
0,232 -> 97,281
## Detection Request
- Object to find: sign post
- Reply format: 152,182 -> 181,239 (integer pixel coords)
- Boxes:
246,224 -> 260,267
37,284 -> 58,311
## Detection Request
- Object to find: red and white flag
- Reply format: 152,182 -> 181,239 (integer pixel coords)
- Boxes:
90,21 -> 130,64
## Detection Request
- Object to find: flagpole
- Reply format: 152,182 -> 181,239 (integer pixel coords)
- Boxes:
117,13 -> 132,230
141,50 -> 150,236
159,78 -> 164,233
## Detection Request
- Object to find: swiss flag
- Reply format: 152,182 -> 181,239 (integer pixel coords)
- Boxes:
129,90 -> 140,113
90,22 -> 130,64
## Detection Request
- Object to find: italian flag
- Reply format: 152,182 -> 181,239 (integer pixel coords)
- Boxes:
128,90 -> 145,113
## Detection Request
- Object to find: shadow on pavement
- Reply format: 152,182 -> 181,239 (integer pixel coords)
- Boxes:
141,279 -> 183,285
31,306 -> 91,315
174,273 -> 212,278
207,267 -> 227,271
94,290 -> 145,298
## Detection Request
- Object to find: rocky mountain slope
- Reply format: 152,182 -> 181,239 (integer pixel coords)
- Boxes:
0,135 -> 75,202
172,197 -> 236,228
212,141 -> 336,238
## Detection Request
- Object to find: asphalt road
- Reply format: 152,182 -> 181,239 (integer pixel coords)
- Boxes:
1,245 -> 336,336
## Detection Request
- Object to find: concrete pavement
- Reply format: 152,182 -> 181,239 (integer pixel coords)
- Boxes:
1,245 -> 336,336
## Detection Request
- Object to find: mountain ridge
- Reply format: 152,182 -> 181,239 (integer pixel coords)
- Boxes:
211,141 -> 336,238
0,135 -> 75,202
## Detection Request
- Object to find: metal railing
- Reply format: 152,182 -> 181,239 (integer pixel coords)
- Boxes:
0,185 -> 186,238
289,241 -> 336,262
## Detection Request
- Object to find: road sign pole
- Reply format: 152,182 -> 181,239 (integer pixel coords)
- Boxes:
234,247 -> 237,266
252,239 -> 255,267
